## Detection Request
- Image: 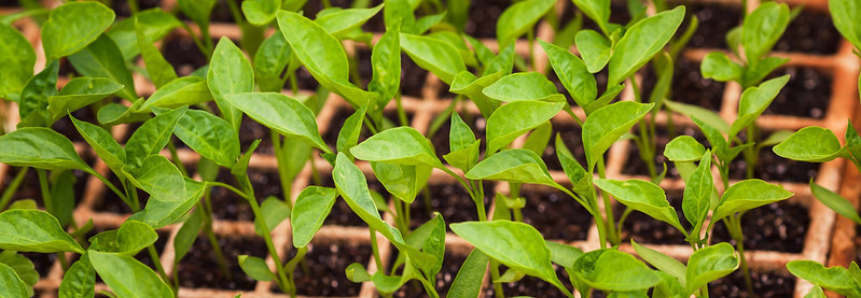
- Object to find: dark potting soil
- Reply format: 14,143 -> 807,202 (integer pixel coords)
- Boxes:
162,37 -> 214,77
52,105 -> 100,143
94,171 -> 148,214
464,0 -> 509,38
485,266 -> 572,298
615,190 -> 691,245
401,53 -> 431,98
392,251 -> 468,298
522,190 -> 593,241
20,252 -> 56,277
728,139 -> 820,183
320,174 -> 389,227
177,235 -> 267,290
541,122 -> 587,173
622,125 -> 708,179
854,225 -> 861,264
3,164 -> 91,210
322,105 -> 413,152
709,270 -> 796,298
639,58 -> 725,112
687,3 -> 743,49
113,0 -> 161,18
710,201 -> 809,253
774,8 -> 841,55
177,0 -> 234,23
59,57 -> 80,77
430,113 -> 486,157
360,0 -> 386,33
292,66 -> 320,91
238,115 -> 275,155
208,169 -> 280,221
0,0 -> 17,7
275,241 -> 372,296
763,67 -> 832,119
408,182 -> 494,231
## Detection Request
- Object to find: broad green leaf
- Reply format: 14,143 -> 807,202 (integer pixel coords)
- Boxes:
173,109 -> 240,168
571,249 -> 661,292
238,255 -> 275,281
664,136 -> 706,162
608,6 -> 685,86
572,0 -> 610,31
209,37 -> 255,132
443,140 -> 481,173
449,71 -> 504,118
546,241 -> 584,269
68,34 -> 136,100
400,33 -> 466,84
0,262 -> 28,298
173,208 -> 202,262
652,271 -> 684,298
368,26 -> 400,112
449,113 -> 476,153
242,0 -> 281,26
129,155 -> 206,228
759,130 -> 795,148
413,213 -> 445,280
0,128 -> 90,172
0,210 -> 84,253
482,72 -> 565,102
140,77 -> 212,112
774,127 -> 846,162
18,60 -> 58,126
811,181 -> 861,225
351,126 -> 442,167
743,56 -> 789,87
108,9 -> 181,61
0,23 -> 35,99
177,0 -> 216,28
664,100 -> 730,133
685,243 -> 738,296
71,115 -> 126,176
428,31 -> 476,67
116,220 -> 158,255
582,101 -> 655,171
523,121 -> 553,156
496,0 -> 555,48
291,186 -> 338,248
805,286 -> 826,298
486,101 -> 565,155
788,260 -> 858,296
596,179 -> 684,232
225,92 -> 330,153
48,171 -> 75,227
41,2 -> 115,59
450,221 -> 568,294
540,40 -> 597,107
584,84 -> 625,115
48,77 -> 122,121
89,251 -> 173,298
483,43 -> 516,77
631,241 -> 686,286
712,180 -> 793,222
682,151 -> 713,240
830,0 -> 861,49
689,117 -> 729,161
447,249 -> 489,298
743,2 -> 790,62
0,251 -> 38,295
466,149 -> 556,187
575,30 -> 611,73
316,5 -> 383,37
124,107 -> 187,171
556,135 -> 595,212
372,163 -> 431,204
260,197 -> 291,234
337,105 -> 367,159
59,253 -> 95,298
701,52 -> 743,82
8,199 -> 37,210
346,262 -> 372,283
730,75 -> 790,138
253,33 -> 292,92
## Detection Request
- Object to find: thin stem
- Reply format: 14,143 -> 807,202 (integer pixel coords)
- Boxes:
148,245 -> 171,286
167,142 -> 188,177
199,197 -> 231,278
0,167 -> 28,211
744,125 -> 757,179
490,259 -> 506,298
272,131 -> 294,208
731,214 -> 755,297
234,174 -> 292,291
369,228 -> 384,270
395,94 -> 409,127
91,171 -> 127,203
37,169 -> 54,216
597,156 -> 619,245
527,29 -> 536,70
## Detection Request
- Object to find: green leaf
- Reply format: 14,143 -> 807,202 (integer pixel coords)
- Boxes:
351,126 -> 442,167
238,255 -> 275,281
450,221 -> 569,294
447,249 -> 489,298
830,0 -> 861,50
582,101 -> 655,171
0,210 -> 84,253
774,126 -> 846,162
241,0 -> 281,26
71,115 -> 126,176
177,0 -> 216,28
466,149 -> 556,187
124,107 -> 187,171
139,77 -> 212,112
225,92 -> 330,153
788,260 -> 858,296
368,25 -> 400,112
631,241 -> 686,286
59,253 -> 95,298
116,220 -> 158,255
486,101 -> 565,155
685,243 -> 738,296
346,262 -> 372,283
546,241 -> 584,269
449,71 -> 504,118
48,77 -> 124,122
89,251 -> 173,297
18,60 -> 59,127
108,9 -> 181,61
595,179 -> 685,233
173,109 -> 240,168
8,199 -> 36,210
41,1 -> 115,59
260,197 -> 291,234
449,113 -> 476,153
571,249 -> 661,292
291,186 -> 338,248
0,251 -> 38,295
336,105 -> 367,159
0,23 -> 35,99
523,121 -> 553,156
253,33 -> 292,92
664,100 -> 729,133
482,72 -> 565,102
173,208 -> 202,262
701,52 -> 743,82
556,135 -> 595,212
811,181 -> 861,225
743,2 -> 790,62
608,6 -> 685,86
540,40 -> 596,107
730,75 -> 790,138
48,171 -> 75,227
68,34 -> 136,100
0,128 -> 91,172
315,5 -> 383,38
209,37 -> 255,132
0,262 -> 28,298
743,56 -> 789,87
759,130 -> 795,148
664,136 -> 706,162
129,155 -> 206,228
806,286 -> 826,298
443,140 -> 481,173
712,180 -> 793,223
575,30 -> 612,73
571,0 -> 610,31
496,0 -> 555,48
400,33 -> 466,84
682,151 -> 713,240
372,163 -> 431,204
483,43 -> 516,76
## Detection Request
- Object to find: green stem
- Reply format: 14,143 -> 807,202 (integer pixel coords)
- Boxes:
395,94 -> 408,127
91,171 -> 127,203
369,228 -> 384,270
199,195 -> 232,278
127,0 -> 139,14
744,125 -> 757,179
37,169 -> 55,216
57,252 -> 69,272
490,259 -> 506,298
0,167 -> 28,211
147,245 -> 171,286
731,214 -> 755,297
167,142 -> 188,177
272,131 -> 294,208
596,156 -> 619,245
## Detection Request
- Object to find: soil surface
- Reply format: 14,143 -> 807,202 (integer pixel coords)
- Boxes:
709,270 -> 796,298
113,0 -> 161,17
0,0 -> 17,7
177,235 -> 268,290
775,8 -> 841,54
238,115 -> 275,155
615,190 -> 691,245
391,251 -> 468,298
687,3 -> 742,49
728,138 -> 821,183
292,66 -> 320,91
52,105 -> 100,143
302,0 -> 353,19
162,37 -> 214,77
640,58 -> 726,112
21,252 -> 56,277
277,240 -> 372,296
521,189 -> 593,241
208,169 -> 281,221
541,122 -> 586,172
559,1 -> 631,33
763,67 -> 832,119
177,0 -> 234,23
710,202 -> 809,253
464,0 -> 509,38
93,171 -> 148,214
408,182 -> 494,231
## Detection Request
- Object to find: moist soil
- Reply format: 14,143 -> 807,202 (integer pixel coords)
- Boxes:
322,105 -> 414,152
854,225 -> 861,264
615,190 -> 691,245
302,0 -> 353,19
162,37 -> 215,77
430,112 -> 486,158
113,0 -> 161,17
238,115 -> 275,155
292,66 -> 320,91
3,165 -> 90,211
276,240 -> 372,296
640,58 -> 726,112
320,174 -> 389,227
687,3 -> 742,49
541,122 -> 587,172
763,67 -> 832,119
408,182 -> 494,231
0,0 -> 17,7
709,270 -> 796,298
521,189 -> 593,241
774,8 -> 841,55
727,138 -> 821,183
52,105 -> 100,143
59,57 -> 80,77
710,201 -> 810,253
622,125 -> 708,179
391,252 -> 468,298
464,0 -> 509,38
208,169 -> 280,221
177,235 -> 267,290
93,171 -> 148,214
21,252 -> 56,278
